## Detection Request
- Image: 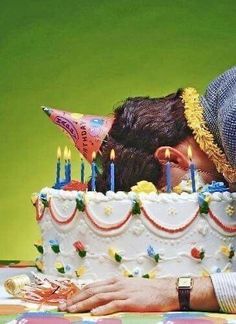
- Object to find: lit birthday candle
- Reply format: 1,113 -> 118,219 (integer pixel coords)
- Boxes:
80,153 -> 85,183
63,146 -> 68,181
91,151 -> 97,191
67,149 -> 71,183
165,148 -> 171,193
188,146 -> 196,192
110,149 -> 115,192
56,146 -> 61,185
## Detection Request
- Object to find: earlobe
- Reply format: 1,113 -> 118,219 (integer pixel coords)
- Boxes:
154,146 -> 189,169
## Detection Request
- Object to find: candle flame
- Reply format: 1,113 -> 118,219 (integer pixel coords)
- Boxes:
165,148 -> 170,160
63,146 -> 68,160
92,151 -> 96,161
110,149 -> 115,160
187,145 -> 192,161
68,149 -> 71,161
57,147 -> 61,159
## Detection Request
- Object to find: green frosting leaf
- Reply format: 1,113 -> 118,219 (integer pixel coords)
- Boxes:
115,253 -> 122,263
57,267 -> 65,274
51,245 -> 60,254
200,251 -> 205,260
229,250 -> 235,259
76,198 -> 85,212
199,201 -> 209,214
35,245 -> 44,254
154,254 -> 160,263
78,250 -> 87,258
132,200 -> 141,215
41,198 -> 49,208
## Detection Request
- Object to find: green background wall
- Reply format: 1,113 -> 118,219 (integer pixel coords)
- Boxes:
0,0 -> 235,259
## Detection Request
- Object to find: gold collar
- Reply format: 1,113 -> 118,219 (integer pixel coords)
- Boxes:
181,87 -> 236,183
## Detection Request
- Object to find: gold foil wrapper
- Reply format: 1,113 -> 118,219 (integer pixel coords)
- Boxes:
4,275 -> 31,297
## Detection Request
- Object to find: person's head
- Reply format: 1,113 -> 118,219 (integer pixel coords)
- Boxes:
92,90 -> 223,192
42,66 -> 235,189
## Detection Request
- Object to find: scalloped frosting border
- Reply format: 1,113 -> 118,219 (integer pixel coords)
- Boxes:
35,198 -> 236,234
141,207 -> 199,233
85,207 -> 132,231
208,209 -> 236,233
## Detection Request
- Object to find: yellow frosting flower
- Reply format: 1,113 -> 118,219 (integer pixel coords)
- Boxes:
31,193 -> 38,205
220,245 -> 230,256
75,266 -> 86,278
147,271 -> 156,279
108,247 -> 117,259
173,185 -> 182,194
123,269 -> 133,277
34,239 -> 43,246
201,270 -> 209,277
108,247 -> 122,262
131,181 -> 157,194
205,195 -> 211,203
55,261 -> 64,269
35,259 -> 44,271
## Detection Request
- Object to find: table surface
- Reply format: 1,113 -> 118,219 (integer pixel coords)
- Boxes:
0,263 -> 236,324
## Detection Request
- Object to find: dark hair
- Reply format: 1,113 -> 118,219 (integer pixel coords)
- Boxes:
90,89 -> 192,192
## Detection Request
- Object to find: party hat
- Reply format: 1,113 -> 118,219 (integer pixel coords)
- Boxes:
42,106 -> 114,163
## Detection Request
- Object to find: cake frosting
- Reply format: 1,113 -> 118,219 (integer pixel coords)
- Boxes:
32,186 -> 236,280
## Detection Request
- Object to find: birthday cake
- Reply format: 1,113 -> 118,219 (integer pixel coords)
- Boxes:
32,183 -> 236,280
32,106 -> 236,280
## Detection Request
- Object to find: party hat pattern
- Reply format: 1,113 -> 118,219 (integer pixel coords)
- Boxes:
42,106 -> 114,163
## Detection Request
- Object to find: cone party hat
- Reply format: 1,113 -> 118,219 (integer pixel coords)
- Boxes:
42,106 -> 114,163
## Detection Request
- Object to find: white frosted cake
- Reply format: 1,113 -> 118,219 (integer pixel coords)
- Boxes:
32,185 -> 236,280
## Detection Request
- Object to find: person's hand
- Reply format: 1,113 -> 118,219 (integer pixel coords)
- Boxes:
58,276 -> 179,315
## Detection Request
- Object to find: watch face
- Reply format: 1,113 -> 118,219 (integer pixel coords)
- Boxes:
177,277 -> 193,288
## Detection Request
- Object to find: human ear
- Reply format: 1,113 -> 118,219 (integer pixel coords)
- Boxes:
154,146 -> 189,170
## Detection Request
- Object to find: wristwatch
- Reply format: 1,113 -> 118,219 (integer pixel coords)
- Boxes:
176,277 -> 193,311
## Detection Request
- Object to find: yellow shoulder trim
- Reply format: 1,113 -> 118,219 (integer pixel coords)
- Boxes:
181,88 -> 236,183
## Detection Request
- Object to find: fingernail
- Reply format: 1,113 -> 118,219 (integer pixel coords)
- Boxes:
91,307 -> 100,315
58,301 -> 67,311
68,305 -> 76,312
58,303 -> 66,311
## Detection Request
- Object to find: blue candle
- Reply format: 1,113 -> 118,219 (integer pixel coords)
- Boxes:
190,163 -> 196,192
67,149 -> 71,183
63,146 -> 68,181
80,154 -> 85,183
188,146 -> 196,192
56,146 -> 61,185
110,149 -> 115,191
91,151 -> 97,191
165,148 -> 171,193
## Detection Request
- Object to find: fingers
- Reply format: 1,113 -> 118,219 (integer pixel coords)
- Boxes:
58,277 -> 122,312
58,277 -> 121,312
91,300 -> 128,315
63,292 -> 126,313
65,281 -> 120,307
